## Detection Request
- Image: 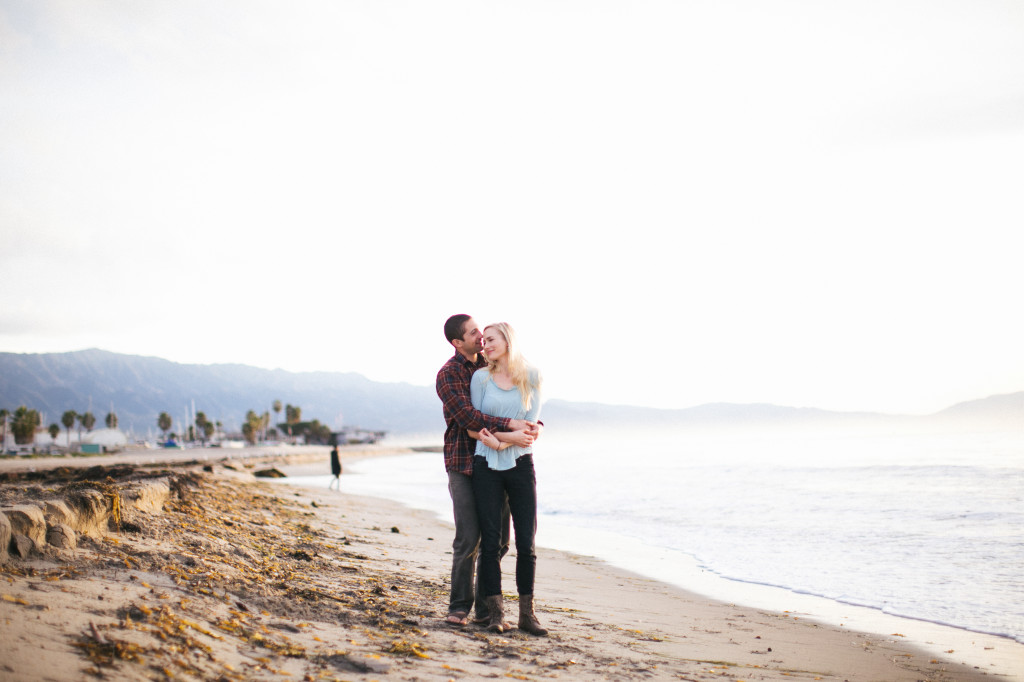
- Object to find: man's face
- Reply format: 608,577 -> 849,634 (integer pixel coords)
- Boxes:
458,318 -> 483,355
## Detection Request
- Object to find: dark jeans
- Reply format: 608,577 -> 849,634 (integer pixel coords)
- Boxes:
447,471 -> 510,617
473,454 -> 537,597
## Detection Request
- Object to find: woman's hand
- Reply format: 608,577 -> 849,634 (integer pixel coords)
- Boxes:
504,429 -> 535,448
479,428 -> 503,450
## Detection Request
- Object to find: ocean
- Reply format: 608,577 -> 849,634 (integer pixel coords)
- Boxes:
282,426 -> 1024,648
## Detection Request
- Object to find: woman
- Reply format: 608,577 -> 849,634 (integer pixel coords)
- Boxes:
470,322 -> 547,636
328,445 -> 342,490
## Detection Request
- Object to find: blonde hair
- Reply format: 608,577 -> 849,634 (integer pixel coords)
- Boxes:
484,322 -> 540,411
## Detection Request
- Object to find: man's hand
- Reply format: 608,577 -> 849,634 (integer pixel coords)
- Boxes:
509,419 -> 542,435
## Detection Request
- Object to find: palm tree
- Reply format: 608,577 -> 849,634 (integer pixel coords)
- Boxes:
11,406 -> 41,445
242,410 -> 261,445
48,423 -> 60,442
195,412 -> 211,445
273,400 -> 282,428
284,404 -> 301,437
158,412 -> 172,440
61,410 -> 77,447
105,412 -> 118,429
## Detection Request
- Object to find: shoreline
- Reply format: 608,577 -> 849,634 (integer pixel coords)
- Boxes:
0,443 -> 405,475
530,518 -> 1024,671
278,453 -> 1024,679
2,450 -> 1021,680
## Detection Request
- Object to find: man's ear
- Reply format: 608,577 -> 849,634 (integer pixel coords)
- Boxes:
450,338 -> 463,351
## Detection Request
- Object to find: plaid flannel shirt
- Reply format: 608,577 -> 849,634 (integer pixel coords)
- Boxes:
436,352 -> 512,475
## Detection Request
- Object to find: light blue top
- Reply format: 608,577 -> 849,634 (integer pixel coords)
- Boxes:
470,366 -> 542,471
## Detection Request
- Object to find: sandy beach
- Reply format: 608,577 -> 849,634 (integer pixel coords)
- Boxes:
1,447 -> 1020,681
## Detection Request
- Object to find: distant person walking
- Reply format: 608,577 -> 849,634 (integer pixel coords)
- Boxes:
436,314 -> 538,627
328,445 -> 342,491
470,322 -> 547,635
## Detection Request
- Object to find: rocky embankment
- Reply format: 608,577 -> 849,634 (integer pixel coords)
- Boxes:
1,466 -> 173,563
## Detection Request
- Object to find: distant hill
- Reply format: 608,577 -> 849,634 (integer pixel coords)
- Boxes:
928,390 -> 1024,430
544,393 -> 1023,432
0,350 -> 1020,437
540,399 -> 899,429
0,349 -> 440,437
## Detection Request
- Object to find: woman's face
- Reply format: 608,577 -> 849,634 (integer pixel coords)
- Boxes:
482,327 -> 508,363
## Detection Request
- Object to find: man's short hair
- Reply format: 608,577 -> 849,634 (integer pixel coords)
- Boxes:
444,314 -> 472,344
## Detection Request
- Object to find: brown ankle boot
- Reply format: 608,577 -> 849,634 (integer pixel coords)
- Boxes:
517,594 -> 548,636
485,594 -> 509,633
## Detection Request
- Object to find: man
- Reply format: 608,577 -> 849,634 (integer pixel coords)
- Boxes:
436,314 -> 538,626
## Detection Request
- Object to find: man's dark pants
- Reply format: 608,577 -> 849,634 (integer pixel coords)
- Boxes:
448,471 -> 509,618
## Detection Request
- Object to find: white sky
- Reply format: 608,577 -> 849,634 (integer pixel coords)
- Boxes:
2,0 -> 1023,416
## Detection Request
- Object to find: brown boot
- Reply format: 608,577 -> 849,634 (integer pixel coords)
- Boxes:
485,594 -> 510,633
517,594 -> 548,636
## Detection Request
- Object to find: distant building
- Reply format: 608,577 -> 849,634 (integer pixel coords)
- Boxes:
329,427 -> 387,445
83,428 -> 129,450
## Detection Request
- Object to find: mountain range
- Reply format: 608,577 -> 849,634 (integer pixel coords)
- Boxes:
1,349 -> 1021,437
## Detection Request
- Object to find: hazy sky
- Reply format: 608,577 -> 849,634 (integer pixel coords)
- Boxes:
2,0 -> 1023,416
